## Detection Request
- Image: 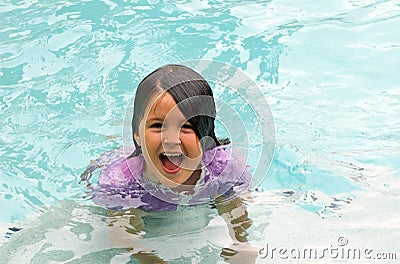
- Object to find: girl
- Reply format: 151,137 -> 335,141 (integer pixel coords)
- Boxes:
81,64 -> 257,263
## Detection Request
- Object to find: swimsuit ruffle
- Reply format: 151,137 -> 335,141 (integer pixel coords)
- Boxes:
89,145 -> 251,211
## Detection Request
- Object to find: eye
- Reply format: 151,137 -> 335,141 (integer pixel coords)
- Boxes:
149,122 -> 163,129
181,123 -> 194,131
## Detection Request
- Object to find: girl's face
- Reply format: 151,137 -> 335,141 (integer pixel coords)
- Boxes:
134,92 -> 203,188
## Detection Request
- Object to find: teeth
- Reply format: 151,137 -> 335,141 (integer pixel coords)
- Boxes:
161,152 -> 182,157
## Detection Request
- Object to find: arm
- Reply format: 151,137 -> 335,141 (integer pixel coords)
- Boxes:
215,195 -> 252,243
215,193 -> 258,263
80,148 -> 166,262
108,208 -> 168,264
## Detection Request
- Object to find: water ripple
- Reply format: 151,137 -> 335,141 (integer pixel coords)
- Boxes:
1,0 -> 399,243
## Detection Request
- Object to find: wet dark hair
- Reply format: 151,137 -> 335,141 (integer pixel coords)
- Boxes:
131,64 -> 228,157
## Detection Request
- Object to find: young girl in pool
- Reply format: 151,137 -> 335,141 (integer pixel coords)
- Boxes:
81,64 -> 257,263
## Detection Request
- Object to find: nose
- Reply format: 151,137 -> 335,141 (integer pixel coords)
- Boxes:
162,128 -> 181,145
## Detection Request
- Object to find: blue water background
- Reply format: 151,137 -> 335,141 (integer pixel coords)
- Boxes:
1,0 -> 399,224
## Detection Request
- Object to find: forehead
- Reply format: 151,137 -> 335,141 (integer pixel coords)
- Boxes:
145,92 -> 184,120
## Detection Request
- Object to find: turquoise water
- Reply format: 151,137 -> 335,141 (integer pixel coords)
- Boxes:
1,0 -> 400,263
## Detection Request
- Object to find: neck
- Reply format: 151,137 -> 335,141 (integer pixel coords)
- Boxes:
171,169 -> 202,194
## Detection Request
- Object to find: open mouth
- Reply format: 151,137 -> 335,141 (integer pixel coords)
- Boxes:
159,152 -> 183,174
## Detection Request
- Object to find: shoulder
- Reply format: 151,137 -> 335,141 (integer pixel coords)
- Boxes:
203,145 -> 248,175
99,153 -> 144,188
202,145 -> 251,195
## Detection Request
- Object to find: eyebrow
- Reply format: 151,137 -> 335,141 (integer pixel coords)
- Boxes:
146,116 -> 190,126
146,117 -> 163,123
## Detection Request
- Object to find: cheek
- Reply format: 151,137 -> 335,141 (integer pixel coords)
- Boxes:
144,131 -> 160,149
182,133 -> 202,153
181,133 -> 196,143
141,133 -> 159,167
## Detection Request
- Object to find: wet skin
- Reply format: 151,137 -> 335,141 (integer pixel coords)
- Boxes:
134,92 -> 203,188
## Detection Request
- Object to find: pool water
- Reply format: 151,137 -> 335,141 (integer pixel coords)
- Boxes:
1,0 -> 400,263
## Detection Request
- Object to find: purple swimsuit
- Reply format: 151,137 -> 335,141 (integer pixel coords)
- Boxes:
89,145 -> 251,211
